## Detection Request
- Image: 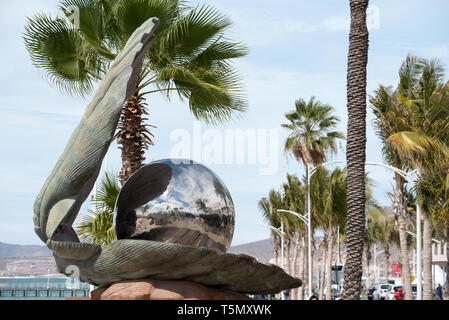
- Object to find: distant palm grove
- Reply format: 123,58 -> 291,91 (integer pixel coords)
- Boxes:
260,54 -> 449,300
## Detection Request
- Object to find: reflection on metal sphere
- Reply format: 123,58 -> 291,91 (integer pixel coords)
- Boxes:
114,159 -> 235,252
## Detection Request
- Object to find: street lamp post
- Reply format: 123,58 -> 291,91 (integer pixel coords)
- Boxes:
306,160 -> 344,298
276,209 -> 310,297
364,163 -> 422,299
257,222 -> 286,299
305,160 -> 422,298
258,222 -> 285,270
273,160 -> 421,298
373,243 -> 384,284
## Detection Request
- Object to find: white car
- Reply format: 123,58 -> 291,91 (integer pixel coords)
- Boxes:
387,285 -> 405,300
373,284 -> 393,300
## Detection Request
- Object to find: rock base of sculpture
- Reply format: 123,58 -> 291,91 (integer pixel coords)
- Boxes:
91,279 -> 252,300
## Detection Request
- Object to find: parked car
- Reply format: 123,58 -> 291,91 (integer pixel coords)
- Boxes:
388,285 -> 405,300
367,287 -> 376,300
373,284 -> 393,300
412,284 -> 417,299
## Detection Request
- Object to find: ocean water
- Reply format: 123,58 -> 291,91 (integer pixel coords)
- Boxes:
0,277 -> 91,300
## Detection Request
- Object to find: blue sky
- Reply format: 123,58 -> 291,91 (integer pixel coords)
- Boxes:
1,0 -> 449,246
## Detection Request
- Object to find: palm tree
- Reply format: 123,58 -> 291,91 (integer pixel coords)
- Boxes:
24,0 -> 248,185
259,174 -> 309,300
369,207 -> 397,283
420,174 -> 449,299
343,0 -> 369,300
311,167 -> 347,300
258,191 -> 284,268
385,57 -> 449,299
364,217 -> 377,288
76,171 -> 120,245
370,56 -> 426,299
282,96 -> 344,295
281,174 -> 307,300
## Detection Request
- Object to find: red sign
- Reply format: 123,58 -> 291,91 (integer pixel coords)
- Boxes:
391,264 -> 401,278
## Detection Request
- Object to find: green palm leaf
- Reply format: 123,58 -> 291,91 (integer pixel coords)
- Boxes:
76,171 -> 119,245
23,13 -> 102,96
77,209 -> 116,245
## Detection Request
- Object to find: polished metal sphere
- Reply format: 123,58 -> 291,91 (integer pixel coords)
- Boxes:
114,159 -> 235,252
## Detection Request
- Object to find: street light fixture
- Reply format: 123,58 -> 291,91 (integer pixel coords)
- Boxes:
373,243 -> 385,284
406,231 -> 440,244
305,160 -> 422,299
365,162 -> 422,299
257,222 -> 286,269
266,160 -> 421,298
306,160 -> 344,298
257,222 -> 287,300
276,209 -> 309,296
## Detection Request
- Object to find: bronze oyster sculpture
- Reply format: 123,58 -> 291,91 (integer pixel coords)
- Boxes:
33,17 -> 301,294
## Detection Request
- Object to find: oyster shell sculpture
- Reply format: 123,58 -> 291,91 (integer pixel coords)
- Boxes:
33,17 -> 301,294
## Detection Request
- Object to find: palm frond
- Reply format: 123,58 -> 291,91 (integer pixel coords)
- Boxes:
23,13 -> 101,96
388,131 -> 449,165
160,4 -> 232,57
93,171 -> 120,212
60,0 -> 115,59
77,209 -> 116,245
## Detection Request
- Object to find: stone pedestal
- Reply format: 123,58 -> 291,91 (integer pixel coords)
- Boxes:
91,279 -> 252,300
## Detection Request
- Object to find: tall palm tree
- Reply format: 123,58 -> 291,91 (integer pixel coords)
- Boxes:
258,191 -> 284,268
24,0 -> 248,184
282,96 -> 344,295
259,174 -> 308,300
364,217 -> 377,288
386,57 -> 449,299
420,174 -> 449,299
343,0 -> 369,300
369,207 -> 396,283
76,171 -> 120,245
259,189 -> 298,300
281,174 -> 307,300
370,56 -> 426,299
311,167 -> 347,300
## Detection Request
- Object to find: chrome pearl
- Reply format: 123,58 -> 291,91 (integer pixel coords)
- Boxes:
114,159 -> 235,252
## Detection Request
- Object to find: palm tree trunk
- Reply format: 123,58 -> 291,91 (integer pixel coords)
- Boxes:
292,233 -> 300,300
319,249 -> 327,300
116,95 -> 153,185
385,248 -> 390,284
343,0 -> 369,300
285,237 -> 292,275
423,214 -> 433,300
319,235 -> 327,300
273,237 -> 278,265
303,230 -> 309,297
444,227 -> 449,300
311,237 -> 315,293
337,235 -> 343,265
325,225 -> 335,300
298,232 -> 306,300
304,165 -> 310,298
274,236 -> 283,300
365,250 -> 371,289
394,185 -> 413,300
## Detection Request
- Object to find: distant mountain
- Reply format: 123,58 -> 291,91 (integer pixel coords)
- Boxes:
228,239 -> 274,263
0,242 -> 52,258
228,237 -> 327,264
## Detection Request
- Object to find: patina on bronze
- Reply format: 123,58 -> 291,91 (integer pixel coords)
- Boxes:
33,17 -> 302,294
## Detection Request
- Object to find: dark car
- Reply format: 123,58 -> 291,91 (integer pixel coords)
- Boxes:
367,287 -> 376,300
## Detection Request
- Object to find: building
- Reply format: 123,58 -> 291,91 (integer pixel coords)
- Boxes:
0,277 -> 91,300
432,242 -> 447,288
